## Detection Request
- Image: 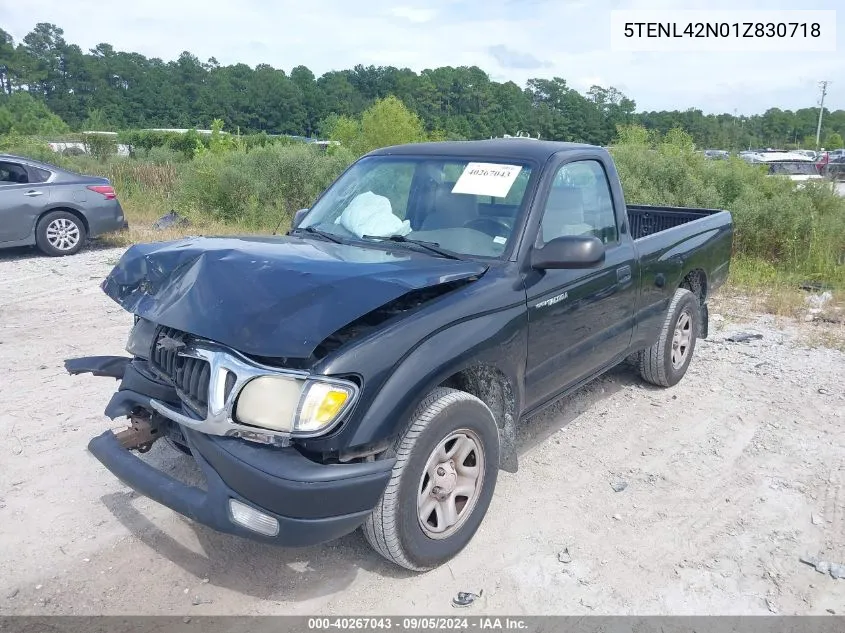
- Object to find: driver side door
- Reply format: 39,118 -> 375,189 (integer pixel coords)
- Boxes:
523,158 -> 637,410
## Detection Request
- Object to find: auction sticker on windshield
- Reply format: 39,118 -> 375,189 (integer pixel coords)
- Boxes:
452,162 -> 523,198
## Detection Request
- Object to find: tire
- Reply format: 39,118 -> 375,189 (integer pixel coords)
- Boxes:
635,288 -> 699,388
363,387 -> 500,571
35,210 -> 87,256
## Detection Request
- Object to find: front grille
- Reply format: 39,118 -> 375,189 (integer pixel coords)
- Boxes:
150,326 -> 211,416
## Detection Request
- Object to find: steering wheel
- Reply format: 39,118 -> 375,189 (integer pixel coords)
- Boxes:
463,217 -> 512,238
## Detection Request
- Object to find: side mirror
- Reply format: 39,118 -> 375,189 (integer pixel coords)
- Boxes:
531,235 -> 606,270
292,208 -> 309,228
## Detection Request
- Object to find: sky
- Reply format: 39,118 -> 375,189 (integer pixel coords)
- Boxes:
2,0 -> 842,115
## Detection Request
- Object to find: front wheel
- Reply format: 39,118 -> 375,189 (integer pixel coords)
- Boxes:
363,387 -> 500,571
635,287 -> 700,387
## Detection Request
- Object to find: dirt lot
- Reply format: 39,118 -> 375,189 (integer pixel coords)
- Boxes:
1,245 -> 844,616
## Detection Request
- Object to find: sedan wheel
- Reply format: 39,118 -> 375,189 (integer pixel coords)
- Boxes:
35,211 -> 87,257
46,218 -> 82,252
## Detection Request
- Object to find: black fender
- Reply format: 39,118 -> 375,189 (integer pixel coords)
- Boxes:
346,306 -> 527,472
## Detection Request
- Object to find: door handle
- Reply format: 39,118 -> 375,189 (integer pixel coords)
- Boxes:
24,190 -> 43,197
616,265 -> 632,283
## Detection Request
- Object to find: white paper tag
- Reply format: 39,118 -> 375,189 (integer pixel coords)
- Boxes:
493,236 -> 507,244
451,162 -> 523,198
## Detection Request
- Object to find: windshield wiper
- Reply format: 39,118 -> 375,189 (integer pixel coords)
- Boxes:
361,234 -> 463,260
291,226 -> 343,244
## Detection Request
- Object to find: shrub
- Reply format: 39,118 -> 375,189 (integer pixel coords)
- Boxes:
612,125 -> 845,286
0,92 -> 69,136
177,143 -> 355,228
0,134 -> 60,163
118,129 -> 209,159
82,133 -> 118,162
141,146 -> 186,165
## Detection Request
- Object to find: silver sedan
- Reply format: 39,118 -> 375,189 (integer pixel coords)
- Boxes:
0,153 -> 128,256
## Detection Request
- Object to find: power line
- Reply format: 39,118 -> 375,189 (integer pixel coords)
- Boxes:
815,80 -> 830,149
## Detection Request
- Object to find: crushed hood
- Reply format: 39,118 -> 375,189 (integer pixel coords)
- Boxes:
101,235 -> 487,359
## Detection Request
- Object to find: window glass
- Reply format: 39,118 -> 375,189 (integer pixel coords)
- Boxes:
0,161 -> 29,184
539,160 -> 617,245
299,156 -> 534,258
31,167 -> 52,182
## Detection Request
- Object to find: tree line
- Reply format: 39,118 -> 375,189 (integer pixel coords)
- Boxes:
2,22 -> 844,150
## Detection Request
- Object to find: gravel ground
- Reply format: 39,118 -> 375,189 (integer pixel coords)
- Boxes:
0,244 -> 844,616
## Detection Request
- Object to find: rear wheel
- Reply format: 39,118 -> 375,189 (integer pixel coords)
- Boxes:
363,387 -> 500,571
35,210 -> 86,256
636,288 -> 699,387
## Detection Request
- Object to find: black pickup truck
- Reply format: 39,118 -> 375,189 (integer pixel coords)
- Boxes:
67,139 -> 733,571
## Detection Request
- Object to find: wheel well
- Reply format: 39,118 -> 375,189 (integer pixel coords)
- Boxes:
681,268 -> 708,337
37,207 -> 89,234
439,364 -> 518,472
681,268 -> 707,306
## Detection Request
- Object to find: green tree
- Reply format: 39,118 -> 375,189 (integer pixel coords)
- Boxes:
0,91 -> 68,135
0,28 -> 19,95
823,132 -> 844,150
4,20 -> 845,150
334,96 -> 426,156
83,107 -> 113,131
328,115 -> 362,149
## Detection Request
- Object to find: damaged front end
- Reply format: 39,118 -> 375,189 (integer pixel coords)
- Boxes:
66,336 -> 396,546
64,352 -> 188,452
66,235 -> 487,546
68,316 -> 362,453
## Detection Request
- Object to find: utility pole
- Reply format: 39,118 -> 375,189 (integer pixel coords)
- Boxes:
815,80 -> 829,149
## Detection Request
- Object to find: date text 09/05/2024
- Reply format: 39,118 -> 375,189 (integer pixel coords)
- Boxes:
307,618 -> 529,630
623,22 -> 821,38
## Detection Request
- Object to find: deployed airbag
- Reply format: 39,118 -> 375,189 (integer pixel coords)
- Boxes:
334,191 -> 411,238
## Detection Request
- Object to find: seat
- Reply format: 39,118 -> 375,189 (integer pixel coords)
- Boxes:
540,187 -> 591,243
420,182 -> 479,230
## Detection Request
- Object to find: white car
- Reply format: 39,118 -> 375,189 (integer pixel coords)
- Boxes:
740,150 -> 824,183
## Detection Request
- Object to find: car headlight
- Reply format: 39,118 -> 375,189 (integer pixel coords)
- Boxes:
234,376 -> 357,436
126,317 -> 157,359
296,380 -> 356,433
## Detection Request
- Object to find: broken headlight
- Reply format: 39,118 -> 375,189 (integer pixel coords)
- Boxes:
234,376 -> 357,436
125,317 -> 157,359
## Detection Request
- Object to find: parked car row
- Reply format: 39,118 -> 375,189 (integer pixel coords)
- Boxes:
0,153 -> 128,256
700,147 -> 845,183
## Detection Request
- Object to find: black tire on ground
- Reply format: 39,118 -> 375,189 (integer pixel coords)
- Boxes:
636,288 -> 700,388
362,387 -> 500,571
35,210 -> 87,256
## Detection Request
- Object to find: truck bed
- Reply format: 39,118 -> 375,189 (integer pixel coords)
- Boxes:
627,205 -> 722,240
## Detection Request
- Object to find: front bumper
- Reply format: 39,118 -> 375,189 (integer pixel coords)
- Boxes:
70,356 -> 395,547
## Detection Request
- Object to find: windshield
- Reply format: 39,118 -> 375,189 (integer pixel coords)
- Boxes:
768,162 -> 819,176
298,155 -> 534,258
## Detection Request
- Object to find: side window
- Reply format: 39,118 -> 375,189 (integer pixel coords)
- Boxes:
30,167 -> 52,183
539,160 -> 618,245
0,161 -> 29,185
